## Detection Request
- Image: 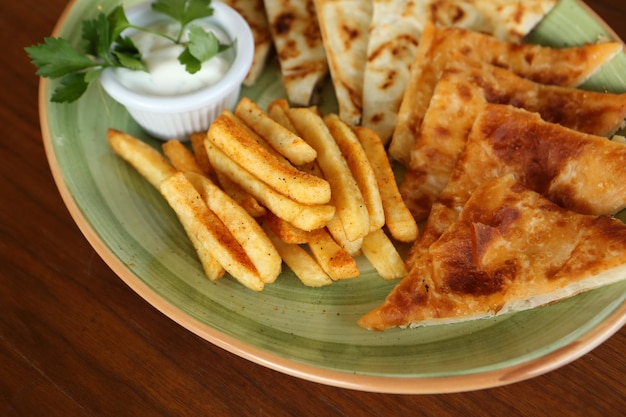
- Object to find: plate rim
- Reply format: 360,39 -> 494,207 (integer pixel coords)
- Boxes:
38,0 -> 626,394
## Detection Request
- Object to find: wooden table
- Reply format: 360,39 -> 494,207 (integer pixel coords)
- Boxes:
2,0 -> 625,415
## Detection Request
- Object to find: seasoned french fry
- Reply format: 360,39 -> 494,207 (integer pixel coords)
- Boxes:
107,129 -> 176,188
361,229 -> 407,280
235,97 -> 317,165
261,219 -> 333,287
324,114 -> 385,232
185,172 -> 282,284
215,171 -> 266,218
207,113 -> 331,205
325,213 -> 363,256
160,172 -> 264,291
287,107 -> 370,241
353,126 -> 419,242
267,99 -> 298,133
162,140 -> 205,174
263,211 -> 321,244
189,132 -> 213,177
205,139 -> 336,231
307,229 -> 360,280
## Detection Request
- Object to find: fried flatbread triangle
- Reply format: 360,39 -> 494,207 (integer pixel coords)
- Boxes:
388,23 -> 623,164
359,174 -> 626,331
264,0 -> 329,106
400,53 -> 626,221
314,0 -> 373,125
362,0 -> 558,143
221,0 -> 272,86
407,103 -> 626,268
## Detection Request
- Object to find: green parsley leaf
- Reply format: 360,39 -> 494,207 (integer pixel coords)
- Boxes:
178,48 -> 202,74
108,6 -> 132,41
50,72 -> 90,103
151,0 -> 215,29
112,36 -> 146,71
187,25 -> 219,62
25,37 -> 96,79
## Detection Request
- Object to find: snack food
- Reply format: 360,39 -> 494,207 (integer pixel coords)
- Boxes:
359,174 -> 626,330
401,53 -> 626,220
314,0 -> 372,126
389,23 -> 623,164
362,0 -> 558,143
407,103 -> 626,268
222,0 -> 273,86
263,0 -> 329,105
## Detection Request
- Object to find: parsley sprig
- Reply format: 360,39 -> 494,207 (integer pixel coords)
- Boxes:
25,0 -> 231,103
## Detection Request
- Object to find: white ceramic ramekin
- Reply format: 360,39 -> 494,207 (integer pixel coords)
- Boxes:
99,1 -> 254,140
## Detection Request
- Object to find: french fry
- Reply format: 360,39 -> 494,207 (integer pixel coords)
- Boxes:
261,219 -> 333,287
185,172 -> 282,284
235,97 -> 317,165
325,213 -> 363,256
324,114 -> 385,232
215,171 -> 266,218
207,113 -> 331,205
162,140 -> 205,174
287,107 -> 370,241
107,129 -> 176,188
160,172 -> 264,291
205,139 -> 336,231
307,229 -> 360,280
189,132 -> 214,177
267,99 -> 298,133
361,229 -> 407,280
263,211 -> 322,244
353,126 -> 419,242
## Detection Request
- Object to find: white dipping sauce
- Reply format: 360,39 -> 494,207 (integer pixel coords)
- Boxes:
114,20 -> 234,96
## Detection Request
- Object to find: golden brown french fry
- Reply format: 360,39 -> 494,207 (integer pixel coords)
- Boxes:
267,99 -> 298,133
207,113 -> 331,205
260,219 -> 333,287
361,229 -> 407,280
205,139 -> 336,231
353,126 -> 419,242
215,171 -> 267,218
189,132 -> 213,177
107,129 -> 176,189
307,229 -> 360,280
324,114 -> 385,232
160,172 -> 264,291
235,97 -> 317,165
185,172 -> 282,284
263,211 -> 322,244
287,107 -> 370,241
162,140 -> 205,174
325,213 -> 363,256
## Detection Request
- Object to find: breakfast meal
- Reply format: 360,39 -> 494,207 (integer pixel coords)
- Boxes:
29,0 -> 626,331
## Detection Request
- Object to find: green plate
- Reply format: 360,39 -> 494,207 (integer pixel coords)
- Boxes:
40,0 -> 626,393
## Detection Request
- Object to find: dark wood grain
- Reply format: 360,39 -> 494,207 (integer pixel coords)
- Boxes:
1,1 -> 625,416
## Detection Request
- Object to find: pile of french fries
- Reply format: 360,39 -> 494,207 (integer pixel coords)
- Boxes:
108,97 -> 419,290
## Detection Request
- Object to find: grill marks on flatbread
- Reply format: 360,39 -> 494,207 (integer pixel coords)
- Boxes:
388,23 -> 623,164
361,0 -> 558,143
400,54 -> 626,220
264,0 -> 329,106
314,0 -> 373,126
359,174 -> 626,331
407,104 -> 626,268
221,0 -> 273,86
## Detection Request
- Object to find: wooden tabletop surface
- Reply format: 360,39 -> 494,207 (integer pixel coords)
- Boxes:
2,0 -> 625,415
